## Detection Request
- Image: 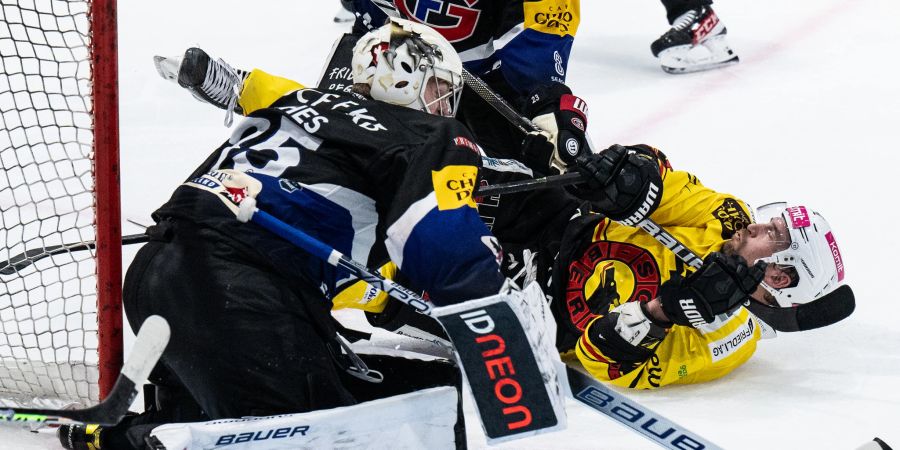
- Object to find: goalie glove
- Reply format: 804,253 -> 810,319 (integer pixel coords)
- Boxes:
659,252 -> 767,328
153,47 -> 248,126
568,144 -> 664,226
520,82 -> 590,174
184,169 -> 262,220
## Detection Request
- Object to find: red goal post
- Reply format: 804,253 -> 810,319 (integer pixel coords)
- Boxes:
0,0 -> 122,408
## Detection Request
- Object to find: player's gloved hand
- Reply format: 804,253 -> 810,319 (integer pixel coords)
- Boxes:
183,169 -> 262,219
520,82 -> 590,173
659,252 -> 767,328
568,144 -> 663,226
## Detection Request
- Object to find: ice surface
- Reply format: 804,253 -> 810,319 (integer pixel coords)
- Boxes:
3,0 -> 899,448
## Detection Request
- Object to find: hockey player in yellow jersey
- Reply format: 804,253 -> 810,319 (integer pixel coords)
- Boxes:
552,145 -> 847,389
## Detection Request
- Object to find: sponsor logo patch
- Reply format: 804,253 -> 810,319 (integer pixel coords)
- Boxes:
432,165 -> 478,210
570,117 -> 585,131
712,198 -> 752,239
825,231 -> 844,281
787,206 -> 811,228
523,0 -> 580,36
709,318 -> 755,363
453,136 -> 480,153
565,138 -> 579,156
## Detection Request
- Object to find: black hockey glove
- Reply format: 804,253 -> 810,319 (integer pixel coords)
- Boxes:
659,252 -> 767,328
568,144 -> 663,226
520,82 -> 590,173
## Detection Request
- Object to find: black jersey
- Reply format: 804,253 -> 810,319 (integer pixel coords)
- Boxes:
155,88 -> 506,305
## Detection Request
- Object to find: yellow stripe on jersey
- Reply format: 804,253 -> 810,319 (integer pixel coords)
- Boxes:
523,0 -> 580,37
331,262 -> 397,313
238,69 -> 305,115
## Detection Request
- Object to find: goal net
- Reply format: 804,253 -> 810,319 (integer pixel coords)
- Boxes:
0,0 -> 122,409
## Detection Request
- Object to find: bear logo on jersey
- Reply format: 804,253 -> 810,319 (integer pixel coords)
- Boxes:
565,241 -> 661,332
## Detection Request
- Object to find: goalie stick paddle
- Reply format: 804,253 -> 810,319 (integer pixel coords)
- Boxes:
0,233 -> 151,275
0,315 -> 170,426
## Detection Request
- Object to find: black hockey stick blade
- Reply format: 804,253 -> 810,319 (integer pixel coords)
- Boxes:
744,284 -> 855,332
475,172 -> 585,197
564,363 -> 723,449
0,233 -> 150,275
0,315 -> 170,426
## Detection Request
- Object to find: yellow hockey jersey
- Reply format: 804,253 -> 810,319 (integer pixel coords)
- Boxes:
568,158 -> 766,388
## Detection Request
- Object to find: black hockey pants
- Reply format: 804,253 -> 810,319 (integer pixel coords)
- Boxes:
122,219 -> 357,420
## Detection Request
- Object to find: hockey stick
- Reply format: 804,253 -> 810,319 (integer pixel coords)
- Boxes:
1,233 -> 151,275
634,218 -> 855,332
446,64 -> 856,332
475,172 -> 584,197
0,315 -> 170,426
235,200 -> 720,449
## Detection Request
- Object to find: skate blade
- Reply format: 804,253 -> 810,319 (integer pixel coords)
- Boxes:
662,55 -> 740,74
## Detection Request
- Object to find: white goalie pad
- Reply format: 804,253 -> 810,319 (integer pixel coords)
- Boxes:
149,387 -> 458,450
433,281 -> 567,444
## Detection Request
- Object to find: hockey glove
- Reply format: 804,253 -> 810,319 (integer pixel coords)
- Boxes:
659,252 -> 767,328
568,144 -> 663,226
520,82 -> 590,173
586,301 -> 668,365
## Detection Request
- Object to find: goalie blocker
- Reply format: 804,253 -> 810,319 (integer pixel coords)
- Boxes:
433,282 -> 566,443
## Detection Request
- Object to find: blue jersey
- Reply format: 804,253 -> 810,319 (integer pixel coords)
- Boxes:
351,0 -> 580,96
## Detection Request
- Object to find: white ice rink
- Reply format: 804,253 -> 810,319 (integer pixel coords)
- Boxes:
4,0 -> 900,448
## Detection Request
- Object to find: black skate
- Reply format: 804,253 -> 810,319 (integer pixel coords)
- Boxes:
57,423 -> 102,450
153,47 -> 248,125
650,7 -> 739,74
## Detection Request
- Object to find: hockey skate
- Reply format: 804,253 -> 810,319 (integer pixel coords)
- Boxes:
153,48 -> 248,125
650,7 -> 739,74
57,423 -> 102,450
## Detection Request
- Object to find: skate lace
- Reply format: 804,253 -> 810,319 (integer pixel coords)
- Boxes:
202,58 -> 243,126
671,9 -> 699,31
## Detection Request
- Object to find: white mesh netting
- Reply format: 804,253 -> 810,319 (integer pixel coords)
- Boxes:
0,0 -> 101,409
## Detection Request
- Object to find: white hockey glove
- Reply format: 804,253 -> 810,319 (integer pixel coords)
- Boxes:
183,169 -> 262,220
586,301 -> 668,364
153,47 -> 248,126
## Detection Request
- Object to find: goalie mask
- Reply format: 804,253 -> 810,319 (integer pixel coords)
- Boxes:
351,18 -> 463,117
753,203 -> 845,307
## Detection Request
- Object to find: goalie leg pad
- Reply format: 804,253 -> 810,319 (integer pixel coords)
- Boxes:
149,387 -> 459,450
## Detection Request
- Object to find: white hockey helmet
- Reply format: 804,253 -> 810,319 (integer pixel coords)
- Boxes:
754,203 -> 845,307
351,18 -> 463,117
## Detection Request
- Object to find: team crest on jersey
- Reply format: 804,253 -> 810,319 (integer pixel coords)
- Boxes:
565,241 -> 660,331
713,198 -> 752,239
393,0 -> 481,43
